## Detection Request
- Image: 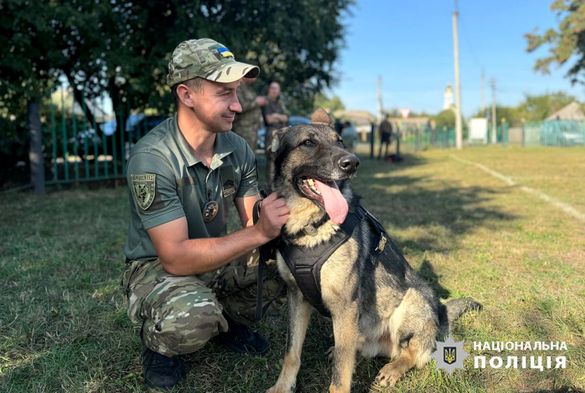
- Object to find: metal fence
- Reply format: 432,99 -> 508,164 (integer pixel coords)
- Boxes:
523,120 -> 585,147
44,97 -> 159,186
400,125 -> 509,151
22,104 -> 585,191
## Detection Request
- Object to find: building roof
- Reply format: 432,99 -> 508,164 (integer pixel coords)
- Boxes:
333,109 -> 377,125
546,101 -> 585,121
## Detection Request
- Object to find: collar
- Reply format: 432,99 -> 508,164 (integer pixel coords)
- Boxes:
283,214 -> 330,240
172,114 -> 235,169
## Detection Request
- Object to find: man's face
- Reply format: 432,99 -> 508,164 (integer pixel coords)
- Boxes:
268,82 -> 280,100
184,79 -> 242,133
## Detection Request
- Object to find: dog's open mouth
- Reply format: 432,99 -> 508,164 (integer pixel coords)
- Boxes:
297,177 -> 349,225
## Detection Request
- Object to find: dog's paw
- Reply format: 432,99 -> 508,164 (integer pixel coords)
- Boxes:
266,384 -> 294,393
374,364 -> 402,388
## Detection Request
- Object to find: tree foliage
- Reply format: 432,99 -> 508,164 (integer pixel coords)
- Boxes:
526,0 -> 585,84
434,109 -> 456,130
516,91 -> 576,121
314,92 -> 345,113
471,92 -> 576,126
0,0 -> 354,146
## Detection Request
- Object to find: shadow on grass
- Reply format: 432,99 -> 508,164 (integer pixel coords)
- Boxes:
350,154 -> 516,254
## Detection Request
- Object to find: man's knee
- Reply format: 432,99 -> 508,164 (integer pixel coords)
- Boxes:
142,287 -> 228,356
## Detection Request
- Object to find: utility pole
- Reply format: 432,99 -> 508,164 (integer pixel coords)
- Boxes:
452,0 -> 463,149
372,75 -> 384,159
377,75 -> 384,122
480,69 -> 485,115
491,78 -> 497,144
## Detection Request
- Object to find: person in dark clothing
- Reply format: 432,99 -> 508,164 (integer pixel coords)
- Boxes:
378,114 -> 393,160
261,80 -> 288,187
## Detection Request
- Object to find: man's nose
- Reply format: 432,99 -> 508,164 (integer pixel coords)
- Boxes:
230,94 -> 242,113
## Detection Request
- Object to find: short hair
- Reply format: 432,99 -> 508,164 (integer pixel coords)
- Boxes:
172,77 -> 204,105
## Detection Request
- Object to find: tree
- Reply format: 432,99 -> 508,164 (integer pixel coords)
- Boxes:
434,109 -> 456,130
516,91 -> 576,121
526,0 -> 585,85
472,106 -> 521,126
1,0 -> 354,187
314,93 -> 345,113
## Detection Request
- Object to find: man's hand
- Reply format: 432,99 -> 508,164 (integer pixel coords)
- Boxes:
255,192 -> 289,241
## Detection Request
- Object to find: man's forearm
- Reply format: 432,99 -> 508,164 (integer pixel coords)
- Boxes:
161,225 -> 269,276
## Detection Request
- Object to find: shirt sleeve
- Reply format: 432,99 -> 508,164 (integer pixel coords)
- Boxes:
127,152 -> 185,229
236,142 -> 260,198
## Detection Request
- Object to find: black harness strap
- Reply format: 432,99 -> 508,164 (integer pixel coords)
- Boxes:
253,197 -> 281,321
278,208 -> 363,316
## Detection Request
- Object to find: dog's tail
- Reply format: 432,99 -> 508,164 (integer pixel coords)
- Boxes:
438,297 -> 482,334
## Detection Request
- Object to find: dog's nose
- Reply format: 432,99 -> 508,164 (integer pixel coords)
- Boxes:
338,154 -> 360,173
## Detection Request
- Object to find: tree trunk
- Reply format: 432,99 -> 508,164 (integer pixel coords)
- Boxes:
65,74 -> 102,135
28,99 -> 45,195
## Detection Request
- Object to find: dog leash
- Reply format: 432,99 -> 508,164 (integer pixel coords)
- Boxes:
253,194 -> 281,321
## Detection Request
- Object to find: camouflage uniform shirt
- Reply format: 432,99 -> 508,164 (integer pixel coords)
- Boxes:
232,84 -> 262,150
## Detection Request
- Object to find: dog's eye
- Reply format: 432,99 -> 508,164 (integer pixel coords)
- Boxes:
302,139 -> 315,147
337,139 -> 345,147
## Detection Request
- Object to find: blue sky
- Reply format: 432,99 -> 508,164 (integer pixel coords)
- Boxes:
329,0 -> 585,117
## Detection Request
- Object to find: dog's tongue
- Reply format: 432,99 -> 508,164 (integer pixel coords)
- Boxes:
314,180 -> 348,225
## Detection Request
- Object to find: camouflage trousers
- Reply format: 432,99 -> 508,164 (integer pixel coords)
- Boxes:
121,250 -> 283,357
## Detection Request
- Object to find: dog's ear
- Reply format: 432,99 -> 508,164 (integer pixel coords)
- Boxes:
311,108 -> 333,126
270,127 -> 289,154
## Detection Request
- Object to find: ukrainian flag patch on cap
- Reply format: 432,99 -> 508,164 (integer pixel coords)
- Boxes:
217,46 -> 234,58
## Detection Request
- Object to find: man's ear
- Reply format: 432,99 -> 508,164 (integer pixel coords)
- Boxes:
311,108 -> 333,126
176,84 -> 195,107
270,127 -> 289,153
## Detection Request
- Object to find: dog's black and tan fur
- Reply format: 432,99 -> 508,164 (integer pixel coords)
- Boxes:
266,109 -> 481,393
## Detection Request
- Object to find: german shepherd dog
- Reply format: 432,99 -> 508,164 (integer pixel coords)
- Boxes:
266,110 -> 481,393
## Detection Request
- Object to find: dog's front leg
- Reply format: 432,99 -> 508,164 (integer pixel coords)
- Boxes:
329,305 -> 359,393
266,288 -> 312,393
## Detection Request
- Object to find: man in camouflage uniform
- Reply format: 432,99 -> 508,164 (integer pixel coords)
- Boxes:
262,80 -> 288,188
231,79 -> 267,151
121,38 -> 290,390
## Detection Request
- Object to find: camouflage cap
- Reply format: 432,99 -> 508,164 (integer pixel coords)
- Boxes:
167,38 -> 260,86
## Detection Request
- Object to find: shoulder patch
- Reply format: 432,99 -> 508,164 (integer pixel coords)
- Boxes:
131,173 -> 156,210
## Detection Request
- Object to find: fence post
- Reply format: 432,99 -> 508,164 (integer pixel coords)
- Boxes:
72,96 -> 79,182
61,88 -> 69,181
28,100 -> 45,195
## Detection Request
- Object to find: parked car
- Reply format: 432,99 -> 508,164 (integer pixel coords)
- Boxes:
255,115 -> 311,150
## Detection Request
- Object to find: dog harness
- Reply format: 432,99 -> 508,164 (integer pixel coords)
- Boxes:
278,205 -> 390,317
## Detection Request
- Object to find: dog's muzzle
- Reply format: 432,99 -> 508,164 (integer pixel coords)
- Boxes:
338,154 -> 360,174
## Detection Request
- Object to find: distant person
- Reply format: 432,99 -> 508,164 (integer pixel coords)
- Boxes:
261,80 -> 288,187
232,79 -> 268,150
378,114 -> 393,160
341,120 -> 358,153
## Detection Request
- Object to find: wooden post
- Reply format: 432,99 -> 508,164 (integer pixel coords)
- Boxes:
28,100 -> 46,195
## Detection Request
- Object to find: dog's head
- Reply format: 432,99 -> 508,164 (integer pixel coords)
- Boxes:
271,109 -> 360,224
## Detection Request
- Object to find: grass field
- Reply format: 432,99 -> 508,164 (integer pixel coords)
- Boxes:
1,145 -> 584,393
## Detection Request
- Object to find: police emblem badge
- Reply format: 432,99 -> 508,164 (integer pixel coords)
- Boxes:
431,335 -> 469,374
444,346 -> 457,364
203,200 -> 219,222
132,174 -> 156,210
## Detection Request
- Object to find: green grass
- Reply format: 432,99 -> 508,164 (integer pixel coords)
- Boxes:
1,145 -> 584,392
